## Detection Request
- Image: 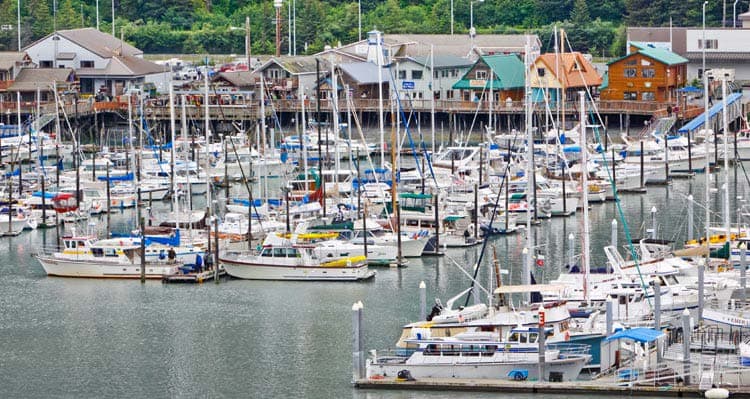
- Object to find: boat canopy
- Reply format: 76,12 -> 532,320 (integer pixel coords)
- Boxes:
603,327 -> 664,343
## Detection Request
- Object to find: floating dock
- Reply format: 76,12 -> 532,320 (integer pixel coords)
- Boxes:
355,377 -> 734,397
162,268 -> 226,284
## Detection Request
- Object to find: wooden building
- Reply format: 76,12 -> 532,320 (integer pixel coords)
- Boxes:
452,54 -> 525,103
528,52 -> 602,103
600,44 -> 688,103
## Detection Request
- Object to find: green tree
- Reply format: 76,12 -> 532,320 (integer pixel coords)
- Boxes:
570,0 -> 590,26
56,0 -> 82,29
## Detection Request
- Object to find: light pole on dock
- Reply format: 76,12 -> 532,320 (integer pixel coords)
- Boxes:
469,0 -> 483,50
230,17 -> 252,70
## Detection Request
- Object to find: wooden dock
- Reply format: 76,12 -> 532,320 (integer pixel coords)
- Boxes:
355,376 -> 729,397
162,268 -> 226,284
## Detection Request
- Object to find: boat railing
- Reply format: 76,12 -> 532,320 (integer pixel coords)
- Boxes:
614,362 -> 685,387
547,342 -> 591,357
36,245 -> 63,256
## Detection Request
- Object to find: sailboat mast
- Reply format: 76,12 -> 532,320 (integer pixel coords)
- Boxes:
523,37 -> 533,304
169,81 -> 176,213
703,62 -> 711,260
430,44 -> 436,154
376,31 -> 385,167
204,60 -> 212,218
579,92 -> 590,305
722,78 -> 730,242
331,59 -> 340,193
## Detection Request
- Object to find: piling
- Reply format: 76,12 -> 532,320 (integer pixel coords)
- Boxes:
639,141 -> 644,187
610,219 -> 617,248
682,309 -> 691,385
687,194 -> 694,241
419,281 -> 427,321
605,299 -> 613,336
214,215 -> 220,284
698,261 -> 705,321
568,233 -> 575,268
741,244 -> 747,304
140,216 -> 146,283
352,302 -> 364,382
538,308 -> 546,382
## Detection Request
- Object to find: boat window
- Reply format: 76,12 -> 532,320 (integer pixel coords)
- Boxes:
260,248 -> 273,257
508,332 -> 520,342
105,248 -> 117,257
65,241 -> 72,249
519,333 -> 528,343
529,332 -> 539,343
273,248 -> 286,257
77,241 -> 87,248
91,248 -> 104,257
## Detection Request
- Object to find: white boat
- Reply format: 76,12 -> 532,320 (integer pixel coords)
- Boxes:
219,236 -> 375,281
34,234 -> 180,278
367,329 -> 591,381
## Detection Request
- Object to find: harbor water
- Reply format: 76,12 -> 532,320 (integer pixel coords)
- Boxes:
0,170 -> 747,397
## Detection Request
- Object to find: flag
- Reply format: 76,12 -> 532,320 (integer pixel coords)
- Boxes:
535,255 -> 545,267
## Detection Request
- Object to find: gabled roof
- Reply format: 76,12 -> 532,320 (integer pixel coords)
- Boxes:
453,54 -> 525,90
213,71 -> 257,88
338,62 -> 385,85
0,52 -> 29,71
25,28 -> 142,58
637,47 -> 688,65
9,68 -> 75,91
536,52 -> 602,88
409,55 -> 474,69
610,46 -> 688,67
256,56 -> 329,75
76,55 -> 167,77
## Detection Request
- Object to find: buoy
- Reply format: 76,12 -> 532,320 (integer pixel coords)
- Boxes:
705,387 -> 730,399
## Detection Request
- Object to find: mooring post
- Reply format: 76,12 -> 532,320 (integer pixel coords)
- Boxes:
538,307 -> 546,382
352,301 -> 364,382
419,281 -> 427,321
214,214 -> 220,284
568,233 -> 575,268
741,244 -> 747,304
687,194 -> 694,241
611,219 -> 618,249
605,299 -> 613,336
682,308 -> 691,385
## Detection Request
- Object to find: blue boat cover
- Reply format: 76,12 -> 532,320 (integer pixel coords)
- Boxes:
603,327 -> 664,343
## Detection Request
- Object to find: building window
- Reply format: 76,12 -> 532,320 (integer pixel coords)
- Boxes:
537,68 -> 545,77
80,60 -> 94,68
642,68 -> 655,78
625,59 -> 637,66
446,90 -> 454,99
434,91 -> 440,100
698,39 -> 718,49
476,70 -> 488,80
624,68 -> 637,78
623,92 -> 637,100
40,60 -> 53,68
642,92 -> 655,101
398,70 -> 406,80
412,70 -> 423,80
451,69 -> 459,77
433,70 -> 438,79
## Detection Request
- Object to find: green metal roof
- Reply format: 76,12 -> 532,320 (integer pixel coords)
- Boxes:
608,47 -> 688,66
452,54 -> 525,90
637,47 -> 688,66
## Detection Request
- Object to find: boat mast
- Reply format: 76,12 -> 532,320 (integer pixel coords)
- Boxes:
523,36 -> 533,304
204,59 -> 212,222
376,31 -> 385,167
331,57 -> 340,199
579,91 -> 590,305
703,57 -> 710,262
169,80 -> 176,213
430,44 -> 436,155
299,78 -> 308,184
722,78 -> 730,244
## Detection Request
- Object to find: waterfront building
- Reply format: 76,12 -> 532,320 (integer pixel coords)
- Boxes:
600,44 -> 687,103
529,52 -> 603,104
8,68 -> 77,102
452,54 -> 526,103
22,28 -> 169,96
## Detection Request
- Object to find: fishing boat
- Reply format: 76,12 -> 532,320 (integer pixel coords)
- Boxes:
367,329 -> 591,381
219,234 -> 375,281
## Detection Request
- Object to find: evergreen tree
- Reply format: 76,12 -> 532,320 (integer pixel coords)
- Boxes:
56,0 -> 82,30
570,0 -> 590,26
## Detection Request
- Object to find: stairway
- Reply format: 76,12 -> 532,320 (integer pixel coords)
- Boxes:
31,114 -> 56,132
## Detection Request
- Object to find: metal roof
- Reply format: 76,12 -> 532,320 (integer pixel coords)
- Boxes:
338,62 -> 384,85
8,68 -> 75,92
453,54 -> 525,90
409,55 -> 474,69
25,28 -> 142,58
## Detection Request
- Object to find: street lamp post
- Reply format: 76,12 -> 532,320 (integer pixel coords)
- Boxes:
230,18 -> 252,70
450,0 -> 454,35
274,0 -> 283,57
288,0 -> 292,56
16,0 -> 20,51
470,0 -> 484,50
358,0 -> 362,41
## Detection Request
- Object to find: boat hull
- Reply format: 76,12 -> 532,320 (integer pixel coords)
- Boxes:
220,258 -> 375,281
35,256 -> 178,278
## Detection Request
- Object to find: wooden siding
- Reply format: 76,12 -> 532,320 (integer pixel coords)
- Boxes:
601,53 -> 687,103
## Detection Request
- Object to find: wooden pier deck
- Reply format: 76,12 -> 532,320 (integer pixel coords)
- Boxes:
162,268 -> 226,283
354,376 -> 730,397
